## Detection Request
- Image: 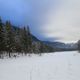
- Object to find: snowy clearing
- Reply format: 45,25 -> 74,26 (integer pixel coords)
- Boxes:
0,51 -> 80,80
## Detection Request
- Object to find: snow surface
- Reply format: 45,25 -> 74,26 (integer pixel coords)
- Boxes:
0,51 -> 80,80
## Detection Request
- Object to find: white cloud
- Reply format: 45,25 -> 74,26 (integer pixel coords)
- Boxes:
41,0 -> 80,42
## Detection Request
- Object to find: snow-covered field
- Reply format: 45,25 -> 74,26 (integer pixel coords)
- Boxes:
0,51 -> 80,80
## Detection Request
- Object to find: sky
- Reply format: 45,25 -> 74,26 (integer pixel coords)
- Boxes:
0,0 -> 80,43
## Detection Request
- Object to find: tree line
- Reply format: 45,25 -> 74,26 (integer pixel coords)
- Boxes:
0,18 -> 54,58
78,40 -> 80,52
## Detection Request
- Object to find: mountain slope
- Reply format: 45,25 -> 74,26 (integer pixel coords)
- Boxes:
43,41 -> 77,51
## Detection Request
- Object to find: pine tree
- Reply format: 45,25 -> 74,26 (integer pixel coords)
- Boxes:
32,42 -> 41,54
5,21 -> 15,57
20,27 -> 28,54
78,40 -> 80,51
0,18 -> 5,54
27,26 -> 32,53
14,28 -> 22,53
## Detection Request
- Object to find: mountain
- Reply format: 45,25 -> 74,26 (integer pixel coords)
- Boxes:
42,41 -> 78,51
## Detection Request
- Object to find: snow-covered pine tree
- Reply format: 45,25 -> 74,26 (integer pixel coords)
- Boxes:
78,40 -> 80,51
5,21 -> 16,57
27,26 -> 32,53
20,27 -> 29,54
0,17 -> 5,56
14,28 -> 22,53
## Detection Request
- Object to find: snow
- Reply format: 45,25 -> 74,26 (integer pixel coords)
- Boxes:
0,51 -> 80,80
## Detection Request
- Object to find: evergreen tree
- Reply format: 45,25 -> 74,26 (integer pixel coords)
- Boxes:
32,42 -> 41,54
0,18 -> 5,54
14,28 -> 22,53
5,21 -> 15,57
21,27 -> 28,54
39,42 -> 44,53
78,40 -> 80,51
27,26 -> 32,52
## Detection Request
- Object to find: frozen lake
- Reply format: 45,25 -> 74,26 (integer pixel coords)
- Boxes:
0,51 -> 80,80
